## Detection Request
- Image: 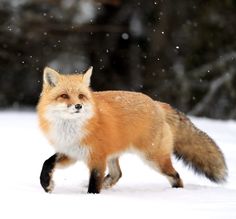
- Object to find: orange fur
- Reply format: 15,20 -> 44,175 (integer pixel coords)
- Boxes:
37,67 -> 227,193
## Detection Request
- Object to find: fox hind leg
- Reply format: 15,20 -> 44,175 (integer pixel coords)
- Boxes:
145,153 -> 183,188
158,156 -> 183,188
103,158 -> 122,189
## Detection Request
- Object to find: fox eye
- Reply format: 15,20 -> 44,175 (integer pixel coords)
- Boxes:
60,94 -> 69,99
78,94 -> 85,100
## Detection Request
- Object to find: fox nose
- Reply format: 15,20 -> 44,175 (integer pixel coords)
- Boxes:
75,104 -> 82,110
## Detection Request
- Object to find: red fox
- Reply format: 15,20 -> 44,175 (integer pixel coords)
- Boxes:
37,66 -> 227,194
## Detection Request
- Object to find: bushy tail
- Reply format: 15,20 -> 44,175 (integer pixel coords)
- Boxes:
159,102 -> 228,183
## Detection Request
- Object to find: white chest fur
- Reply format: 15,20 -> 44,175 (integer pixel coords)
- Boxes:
48,119 -> 90,161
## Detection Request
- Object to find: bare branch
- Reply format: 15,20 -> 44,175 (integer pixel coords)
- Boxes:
189,52 -> 236,77
94,0 -> 122,6
190,70 -> 235,116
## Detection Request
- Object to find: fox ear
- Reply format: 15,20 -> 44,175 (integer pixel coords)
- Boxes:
43,67 -> 60,87
82,66 -> 93,86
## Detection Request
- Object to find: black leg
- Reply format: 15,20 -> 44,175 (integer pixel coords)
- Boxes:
88,169 -> 103,194
40,153 -> 58,193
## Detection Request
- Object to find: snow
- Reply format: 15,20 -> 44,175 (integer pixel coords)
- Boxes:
0,111 -> 236,219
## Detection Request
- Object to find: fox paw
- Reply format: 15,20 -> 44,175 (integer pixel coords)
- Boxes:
103,174 -> 119,189
43,180 -> 54,193
103,176 -> 113,189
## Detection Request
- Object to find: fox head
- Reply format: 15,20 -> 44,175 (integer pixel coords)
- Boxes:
39,66 -> 94,121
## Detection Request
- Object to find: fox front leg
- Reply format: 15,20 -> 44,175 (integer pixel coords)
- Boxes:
40,153 -> 75,193
40,153 -> 58,192
87,160 -> 106,194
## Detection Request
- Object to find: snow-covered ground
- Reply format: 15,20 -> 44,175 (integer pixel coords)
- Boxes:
0,111 -> 235,219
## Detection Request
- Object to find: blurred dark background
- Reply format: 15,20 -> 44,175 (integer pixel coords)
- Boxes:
0,0 -> 236,119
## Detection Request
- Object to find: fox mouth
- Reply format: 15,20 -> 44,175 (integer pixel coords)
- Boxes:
74,108 -> 82,114
67,110 -> 80,114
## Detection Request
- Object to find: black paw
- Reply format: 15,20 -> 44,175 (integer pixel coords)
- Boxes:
40,171 -> 54,192
87,169 -> 101,194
